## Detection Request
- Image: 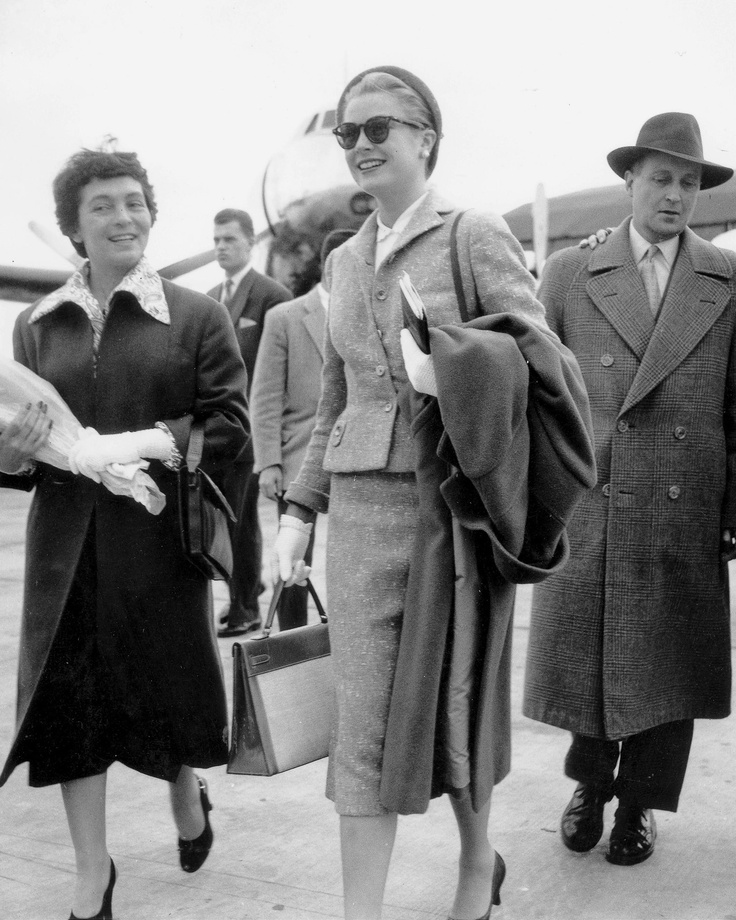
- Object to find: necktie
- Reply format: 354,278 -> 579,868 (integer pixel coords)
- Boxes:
640,244 -> 661,315
222,279 -> 234,306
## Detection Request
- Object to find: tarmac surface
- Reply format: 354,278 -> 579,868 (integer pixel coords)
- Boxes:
1,488 -> 736,920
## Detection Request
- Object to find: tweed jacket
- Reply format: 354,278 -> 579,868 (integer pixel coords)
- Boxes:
250,285 -> 325,486
0,279 -> 249,784
208,268 -> 291,391
286,189 -> 546,514
524,218 -> 736,739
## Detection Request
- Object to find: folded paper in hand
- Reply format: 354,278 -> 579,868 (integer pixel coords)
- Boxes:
399,271 -> 430,354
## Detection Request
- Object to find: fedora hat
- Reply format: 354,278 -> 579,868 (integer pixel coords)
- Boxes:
607,112 -> 733,190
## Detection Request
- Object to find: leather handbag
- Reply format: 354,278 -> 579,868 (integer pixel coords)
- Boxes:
178,421 -> 236,581
227,579 -> 335,775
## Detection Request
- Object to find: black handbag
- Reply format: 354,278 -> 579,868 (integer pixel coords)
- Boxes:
228,579 -> 335,775
178,421 -> 236,581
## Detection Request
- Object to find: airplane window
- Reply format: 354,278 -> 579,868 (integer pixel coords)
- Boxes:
323,110 -> 337,129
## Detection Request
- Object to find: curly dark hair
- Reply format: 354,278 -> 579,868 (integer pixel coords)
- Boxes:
53,149 -> 158,258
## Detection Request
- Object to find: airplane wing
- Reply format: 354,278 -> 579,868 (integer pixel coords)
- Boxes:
0,265 -> 71,303
0,251 -> 217,304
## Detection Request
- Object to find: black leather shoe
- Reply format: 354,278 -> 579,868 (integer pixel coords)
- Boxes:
560,782 -> 611,852
69,859 -> 116,920
606,803 -> 656,865
178,776 -> 214,873
216,621 -> 261,638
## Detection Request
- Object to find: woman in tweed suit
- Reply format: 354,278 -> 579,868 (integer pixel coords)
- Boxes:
273,67 -> 547,920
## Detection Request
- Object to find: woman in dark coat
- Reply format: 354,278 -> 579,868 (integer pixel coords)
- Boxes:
0,149 -> 248,920
272,66 -> 594,920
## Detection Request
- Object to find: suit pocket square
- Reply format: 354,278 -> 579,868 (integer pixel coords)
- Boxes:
238,317 -> 258,329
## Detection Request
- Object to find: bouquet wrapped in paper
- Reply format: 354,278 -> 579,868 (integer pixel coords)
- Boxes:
0,358 -> 165,515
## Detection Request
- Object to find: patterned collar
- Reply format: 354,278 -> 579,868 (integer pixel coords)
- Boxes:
30,255 -> 170,325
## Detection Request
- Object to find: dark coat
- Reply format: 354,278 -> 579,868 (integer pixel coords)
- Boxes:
0,279 -> 249,784
524,219 -> 736,740
208,268 -> 291,393
380,315 -> 596,813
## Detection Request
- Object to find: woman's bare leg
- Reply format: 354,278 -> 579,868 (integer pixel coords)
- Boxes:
168,765 -> 205,839
61,772 -> 110,918
448,790 -> 494,920
340,813 -> 398,920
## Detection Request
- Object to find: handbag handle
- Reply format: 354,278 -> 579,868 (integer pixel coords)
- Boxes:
185,421 -> 205,471
449,209 -> 480,323
262,579 -> 327,636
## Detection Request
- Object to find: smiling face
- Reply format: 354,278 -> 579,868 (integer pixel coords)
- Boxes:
626,153 -> 701,243
72,176 -> 151,277
341,92 -> 435,219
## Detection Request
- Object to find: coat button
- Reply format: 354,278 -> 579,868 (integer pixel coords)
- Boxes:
376,365 -> 386,376
601,354 -> 614,367
674,426 -> 686,439
668,485 -> 682,500
617,419 -> 629,433
384,401 -> 393,412
602,483 -> 611,497
376,289 -> 387,301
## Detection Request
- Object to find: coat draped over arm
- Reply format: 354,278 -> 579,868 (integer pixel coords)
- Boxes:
380,314 -> 596,814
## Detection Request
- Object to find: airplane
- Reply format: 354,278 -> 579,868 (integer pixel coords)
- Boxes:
503,176 -> 736,262
0,112 -> 374,305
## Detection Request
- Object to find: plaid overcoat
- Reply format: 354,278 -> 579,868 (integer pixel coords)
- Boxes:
524,218 -> 736,739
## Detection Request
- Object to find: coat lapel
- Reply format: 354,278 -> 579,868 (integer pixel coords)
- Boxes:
349,213 -> 379,315
389,190 -> 455,261
585,220 -> 654,361
229,269 -> 256,325
301,287 -> 326,357
620,229 -> 734,416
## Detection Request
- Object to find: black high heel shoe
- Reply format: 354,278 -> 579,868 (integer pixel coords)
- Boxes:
448,850 -> 506,920
178,775 -> 213,873
69,858 -> 116,920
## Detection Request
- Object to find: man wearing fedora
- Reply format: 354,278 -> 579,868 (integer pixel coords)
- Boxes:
523,112 -> 736,866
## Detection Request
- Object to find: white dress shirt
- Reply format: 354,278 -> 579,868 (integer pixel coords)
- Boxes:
222,261 -> 252,301
629,223 -> 680,296
375,192 -> 429,272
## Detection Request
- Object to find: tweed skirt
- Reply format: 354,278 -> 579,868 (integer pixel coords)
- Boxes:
324,470 -> 418,815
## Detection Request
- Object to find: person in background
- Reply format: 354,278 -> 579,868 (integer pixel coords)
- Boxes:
272,66 -> 595,919
0,149 -> 248,919
267,223 -> 321,297
524,113 -> 736,866
208,209 -> 291,638
251,228 -> 355,630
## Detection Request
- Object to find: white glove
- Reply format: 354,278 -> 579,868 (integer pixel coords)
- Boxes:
68,428 -> 171,481
271,513 -> 313,587
400,328 -> 437,396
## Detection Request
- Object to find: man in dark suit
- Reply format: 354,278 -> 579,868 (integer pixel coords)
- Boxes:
524,113 -> 736,866
208,208 -> 291,637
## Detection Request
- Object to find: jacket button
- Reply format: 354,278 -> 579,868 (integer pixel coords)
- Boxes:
384,401 -> 393,412
376,365 -> 386,376
601,354 -> 614,367
376,289 -> 387,301
674,426 -> 686,439
617,419 -> 629,433
602,483 -> 611,497
668,485 -> 682,500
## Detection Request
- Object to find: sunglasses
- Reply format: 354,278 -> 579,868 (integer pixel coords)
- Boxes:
332,115 -> 428,150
